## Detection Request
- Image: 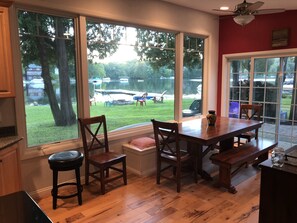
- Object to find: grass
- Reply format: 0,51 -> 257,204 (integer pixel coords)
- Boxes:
26,99 -> 193,146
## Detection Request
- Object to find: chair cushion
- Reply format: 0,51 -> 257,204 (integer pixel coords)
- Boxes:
130,137 -> 155,150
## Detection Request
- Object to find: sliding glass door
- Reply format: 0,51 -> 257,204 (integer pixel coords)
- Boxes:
229,56 -> 297,149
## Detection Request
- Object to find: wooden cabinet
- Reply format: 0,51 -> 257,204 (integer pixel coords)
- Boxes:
0,6 -> 15,98
0,144 -> 22,195
259,145 -> 297,223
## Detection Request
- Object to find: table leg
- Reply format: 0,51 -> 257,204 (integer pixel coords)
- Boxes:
187,142 -> 213,181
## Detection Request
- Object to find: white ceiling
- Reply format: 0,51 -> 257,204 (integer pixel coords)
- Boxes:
159,0 -> 297,15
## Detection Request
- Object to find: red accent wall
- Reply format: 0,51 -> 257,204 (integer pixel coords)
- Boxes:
217,10 -> 297,115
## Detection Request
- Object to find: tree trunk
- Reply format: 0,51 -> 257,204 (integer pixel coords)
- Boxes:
37,37 -> 63,125
55,18 -> 76,126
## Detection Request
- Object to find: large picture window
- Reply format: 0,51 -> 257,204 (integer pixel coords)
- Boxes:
86,20 -> 176,131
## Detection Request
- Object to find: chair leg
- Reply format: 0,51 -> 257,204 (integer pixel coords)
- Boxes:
106,168 -> 109,178
100,168 -> 106,195
123,159 -> 127,185
85,164 -> 89,185
156,158 -> 161,185
52,170 -> 58,209
176,165 -> 181,193
75,167 -> 82,205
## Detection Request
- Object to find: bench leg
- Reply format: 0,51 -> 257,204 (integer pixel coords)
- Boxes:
217,166 -> 237,194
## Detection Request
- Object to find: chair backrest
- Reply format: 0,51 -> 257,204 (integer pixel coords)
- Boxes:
78,115 -> 109,158
239,104 -> 262,121
151,119 -> 181,160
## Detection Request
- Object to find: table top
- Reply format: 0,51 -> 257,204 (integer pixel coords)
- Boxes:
0,191 -> 52,223
178,116 -> 263,146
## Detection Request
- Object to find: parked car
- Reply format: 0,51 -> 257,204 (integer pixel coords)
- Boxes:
182,99 -> 201,117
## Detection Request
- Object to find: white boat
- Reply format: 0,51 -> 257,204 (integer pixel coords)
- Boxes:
102,77 -> 111,82
120,78 -> 129,82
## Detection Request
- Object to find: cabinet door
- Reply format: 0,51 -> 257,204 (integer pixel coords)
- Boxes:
0,145 -> 21,195
0,6 -> 15,97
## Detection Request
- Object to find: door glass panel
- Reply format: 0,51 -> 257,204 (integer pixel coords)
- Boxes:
229,56 -> 297,149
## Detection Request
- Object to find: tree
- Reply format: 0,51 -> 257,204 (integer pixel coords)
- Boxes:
88,63 -> 106,79
86,22 -> 124,61
135,30 -> 203,71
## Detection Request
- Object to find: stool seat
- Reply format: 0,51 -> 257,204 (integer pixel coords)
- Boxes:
49,150 -> 84,170
48,150 -> 84,209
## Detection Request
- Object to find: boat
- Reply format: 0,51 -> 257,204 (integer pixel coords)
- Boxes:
102,77 -> 111,82
120,78 -> 129,82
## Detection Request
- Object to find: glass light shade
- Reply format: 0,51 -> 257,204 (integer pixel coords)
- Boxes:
233,15 -> 255,26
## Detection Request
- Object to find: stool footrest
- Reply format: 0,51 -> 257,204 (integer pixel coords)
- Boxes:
52,182 -> 83,199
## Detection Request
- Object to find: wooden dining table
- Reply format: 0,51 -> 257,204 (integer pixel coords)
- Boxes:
177,116 -> 263,180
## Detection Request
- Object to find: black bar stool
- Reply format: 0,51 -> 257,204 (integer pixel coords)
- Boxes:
48,150 -> 84,209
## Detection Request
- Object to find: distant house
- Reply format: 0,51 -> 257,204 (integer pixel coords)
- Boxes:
24,64 -> 42,81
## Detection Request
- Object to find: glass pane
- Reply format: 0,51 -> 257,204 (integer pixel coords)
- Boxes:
86,21 -> 176,130
264,104 -> 277,119
253,88 -> 264,101
254,58 -> 266,72
229,101 -> 239,118
240,88 -> 249,101
265,88 -> 278,102
230,87 -> 239,100
267,58 -> 280,73
19,11 -> 78,147
182,35 -> 204,117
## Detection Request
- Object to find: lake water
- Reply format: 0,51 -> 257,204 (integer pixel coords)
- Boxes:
24,78 -> 202,104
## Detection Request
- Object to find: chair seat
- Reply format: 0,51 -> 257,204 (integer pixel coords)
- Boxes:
239,131 -> 256,139
161,150 -> 190,161
89,152 -> 126,164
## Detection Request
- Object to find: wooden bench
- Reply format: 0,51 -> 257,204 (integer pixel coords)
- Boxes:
210,138 -> 278,194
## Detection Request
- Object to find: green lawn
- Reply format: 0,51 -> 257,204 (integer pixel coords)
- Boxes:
26,99 -> 195,146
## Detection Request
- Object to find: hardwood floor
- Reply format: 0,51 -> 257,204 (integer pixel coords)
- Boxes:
37,162 -> 261,223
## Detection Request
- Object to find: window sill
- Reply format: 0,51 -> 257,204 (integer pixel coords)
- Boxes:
20,124 -> 154,160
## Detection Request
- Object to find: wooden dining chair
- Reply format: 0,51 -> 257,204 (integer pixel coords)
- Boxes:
78,115 -> 127,194
151,119 -> 197,193
237,104 -> 263,147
